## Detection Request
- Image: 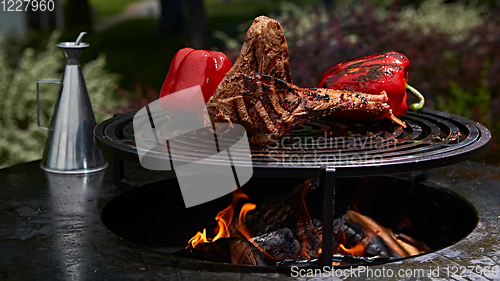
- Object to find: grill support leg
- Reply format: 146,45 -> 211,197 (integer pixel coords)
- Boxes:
319,166 -> 336,267
113,156 -> 137,192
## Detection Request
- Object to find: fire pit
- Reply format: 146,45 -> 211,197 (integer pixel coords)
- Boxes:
94,108 -> 490,268
101,174 -> 477,267
0,147 -> 499,279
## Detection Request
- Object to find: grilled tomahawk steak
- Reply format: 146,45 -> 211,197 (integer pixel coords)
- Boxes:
207,16 -> 404,146
208,73 -> 397,146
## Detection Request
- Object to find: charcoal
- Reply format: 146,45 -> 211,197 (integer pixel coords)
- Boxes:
252,228 -> 299,259
344,221 -> 365,246
364,236 -> 400,258
332,213 -> 349,234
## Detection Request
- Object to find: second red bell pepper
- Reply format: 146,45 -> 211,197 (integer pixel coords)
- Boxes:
317,51 -> 425,117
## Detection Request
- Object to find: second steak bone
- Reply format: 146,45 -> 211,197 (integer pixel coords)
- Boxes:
207,73 -> 399,146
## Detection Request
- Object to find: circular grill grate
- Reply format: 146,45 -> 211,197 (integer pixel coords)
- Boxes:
95,109 -> 491,177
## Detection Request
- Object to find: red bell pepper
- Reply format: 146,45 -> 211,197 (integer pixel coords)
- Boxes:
160,47 -> 232,113
317,51 -> 425,117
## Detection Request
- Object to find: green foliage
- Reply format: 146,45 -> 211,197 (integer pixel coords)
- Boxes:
83,54 -> 123,122
89,0 -> 140,17
83,18 -> 178,94
212,1 -> 328,57
436,65 -> 491,124
205,0 -> 320,19
276,2 -> 329,47
0,31 -> 121,168
394,0 -> 486,42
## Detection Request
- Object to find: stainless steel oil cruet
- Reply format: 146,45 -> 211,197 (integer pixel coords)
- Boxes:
37,32 -> 107,173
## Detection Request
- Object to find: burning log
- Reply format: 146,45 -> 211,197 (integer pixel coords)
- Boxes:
396,233 -> 431,254
182,237 -> 266,265
347,210 -> 426,257
335,218 -> 397,258
241,179 -> 324,260
230,238 -> 267,265
347,210 -> 409,257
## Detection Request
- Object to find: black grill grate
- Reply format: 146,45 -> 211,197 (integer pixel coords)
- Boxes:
95,108 -> 490,177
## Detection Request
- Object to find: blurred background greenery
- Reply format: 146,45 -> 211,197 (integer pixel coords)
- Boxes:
0,0 -> 499,168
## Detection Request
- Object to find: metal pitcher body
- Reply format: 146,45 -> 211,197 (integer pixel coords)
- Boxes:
38,36 -> 107,174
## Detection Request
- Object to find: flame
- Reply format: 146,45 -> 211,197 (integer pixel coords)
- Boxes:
186,200 -> 235,249
238,203 -> 256,232
339,242 -> 365,256
186,189 -> 253,249
213,204 -> 234,241
187,228 -> 209,248
232,189 -> 251,202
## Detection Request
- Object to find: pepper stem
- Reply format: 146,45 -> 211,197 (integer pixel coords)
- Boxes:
405,82 -> 425,112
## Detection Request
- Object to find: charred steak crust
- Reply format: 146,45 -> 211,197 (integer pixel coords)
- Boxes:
207,73 -> 392,146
